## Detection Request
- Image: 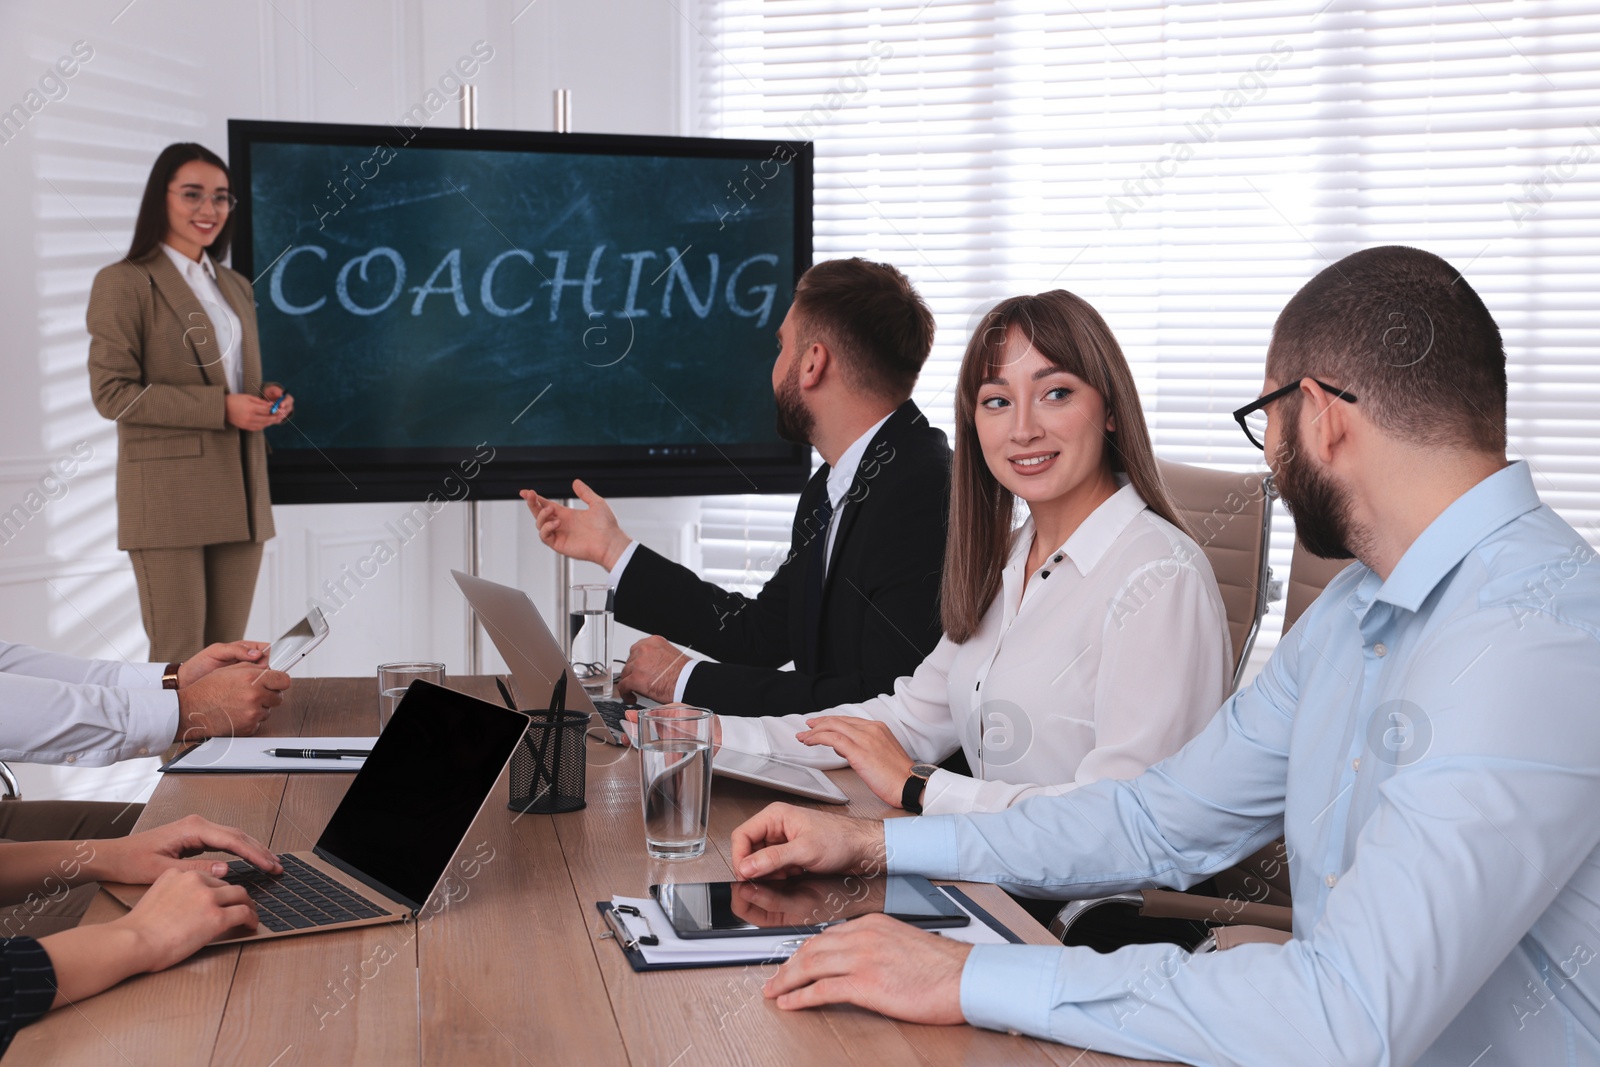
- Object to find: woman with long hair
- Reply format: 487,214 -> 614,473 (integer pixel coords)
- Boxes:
713,290 -> 1232,814
87,143 -> 292,663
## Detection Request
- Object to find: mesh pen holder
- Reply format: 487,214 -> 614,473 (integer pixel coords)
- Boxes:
508,710 -> 589,814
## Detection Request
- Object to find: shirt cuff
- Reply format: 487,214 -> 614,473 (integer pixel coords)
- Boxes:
607,540 -> 640,587
717,714 -> 769,757
120,661 -> 168,689
124,687 -> 181,759
960,943 -> 1062,1040
920,768 -> 980,816
883,814 -> 961,879
671,659 -> 697,703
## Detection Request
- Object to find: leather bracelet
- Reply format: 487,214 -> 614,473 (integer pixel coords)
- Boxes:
162,661 -> 183,690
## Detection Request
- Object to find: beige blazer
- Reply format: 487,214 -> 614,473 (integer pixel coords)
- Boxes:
86,251 -> 275,551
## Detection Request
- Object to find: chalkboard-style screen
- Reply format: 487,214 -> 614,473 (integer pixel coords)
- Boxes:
229,120 -> 813,503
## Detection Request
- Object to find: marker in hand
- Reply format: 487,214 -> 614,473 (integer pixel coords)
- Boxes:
268,396 -> 283,415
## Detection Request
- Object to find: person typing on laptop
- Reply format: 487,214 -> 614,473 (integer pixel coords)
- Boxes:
724,247 -> 1600,1065
0,814 -> 276,1053
522,258 -> 951,718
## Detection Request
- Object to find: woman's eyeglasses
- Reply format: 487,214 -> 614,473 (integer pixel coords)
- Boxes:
169,188 -> 238,213
1232,379 -> 1358,450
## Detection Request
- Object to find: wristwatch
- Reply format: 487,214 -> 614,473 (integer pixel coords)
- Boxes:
901,762 -> 938,814
162,662 -> 183,690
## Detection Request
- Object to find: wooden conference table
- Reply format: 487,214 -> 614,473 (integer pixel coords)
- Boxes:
11,677 -> 1158,1066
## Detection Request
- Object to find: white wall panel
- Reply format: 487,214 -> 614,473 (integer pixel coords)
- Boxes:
0,0 -> 689,801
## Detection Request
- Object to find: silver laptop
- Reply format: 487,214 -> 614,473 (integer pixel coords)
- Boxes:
106,681 -> 529,942
451,570 -> 848,805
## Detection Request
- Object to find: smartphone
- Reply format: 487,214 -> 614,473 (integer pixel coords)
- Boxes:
651,873 -> 969,940
266,605 -> 329,672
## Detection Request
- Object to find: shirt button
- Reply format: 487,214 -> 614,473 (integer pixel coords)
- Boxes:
65,754 -> 77,764
1373,643 -> 1387,658
1325,873 -> 1338,888
1352,757 -> 1360,771
1053,554 -> 1063,563
137,747 -> 149,756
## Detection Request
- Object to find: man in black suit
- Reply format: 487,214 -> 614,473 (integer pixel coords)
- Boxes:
522,258 -> 950,718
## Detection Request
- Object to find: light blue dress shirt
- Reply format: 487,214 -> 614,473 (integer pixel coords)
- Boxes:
886,462 -> 1600,1066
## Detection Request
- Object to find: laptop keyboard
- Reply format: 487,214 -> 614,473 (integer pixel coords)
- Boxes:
223,854 -> 392,933
591,698 -> 645,737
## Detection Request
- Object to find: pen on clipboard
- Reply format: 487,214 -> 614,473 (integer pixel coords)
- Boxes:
267,749 -> 370,760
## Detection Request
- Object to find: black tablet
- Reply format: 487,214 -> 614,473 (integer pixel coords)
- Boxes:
651,874 -> 969,940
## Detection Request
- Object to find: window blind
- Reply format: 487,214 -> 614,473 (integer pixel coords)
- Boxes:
693,0 -> 1600,671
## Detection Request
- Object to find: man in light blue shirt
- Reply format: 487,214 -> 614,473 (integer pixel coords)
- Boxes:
729,246 -> 1600,1066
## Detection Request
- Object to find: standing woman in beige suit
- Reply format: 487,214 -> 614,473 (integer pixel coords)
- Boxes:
87,143 -> 293,663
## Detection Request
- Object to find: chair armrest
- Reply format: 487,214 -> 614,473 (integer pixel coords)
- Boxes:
1046,892 -> 1143,942
0,760 -> 20,800
1208,924 -> 1294,951
1137,888 -> 1293,931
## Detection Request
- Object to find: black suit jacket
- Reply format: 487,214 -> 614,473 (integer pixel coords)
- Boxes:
614,400 -> 951,717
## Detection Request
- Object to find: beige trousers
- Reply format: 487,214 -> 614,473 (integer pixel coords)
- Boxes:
129,540 -> 264,662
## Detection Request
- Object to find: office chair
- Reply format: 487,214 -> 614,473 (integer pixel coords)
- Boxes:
0,761 -> 19,800
1154,460 -> 1276,691
1048,535 -> 1352,954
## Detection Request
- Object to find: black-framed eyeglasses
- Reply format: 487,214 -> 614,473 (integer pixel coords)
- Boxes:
1233,378 -> 1358,450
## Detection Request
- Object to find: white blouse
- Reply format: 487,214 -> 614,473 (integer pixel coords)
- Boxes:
718,483 -> 1233,815
161,243 -> 243,394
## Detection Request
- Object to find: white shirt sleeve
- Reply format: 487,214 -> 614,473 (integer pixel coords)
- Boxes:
671,659 -> 696,702
718,635 -> 964,768
607,540 -> 640,588
0,641 -> 178,765
920,560 -> 1230,815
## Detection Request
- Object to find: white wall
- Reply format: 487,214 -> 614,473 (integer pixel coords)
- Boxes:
0,0 -> 700,802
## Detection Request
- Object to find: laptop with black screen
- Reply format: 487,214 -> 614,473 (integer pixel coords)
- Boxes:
105,680 -> 529,943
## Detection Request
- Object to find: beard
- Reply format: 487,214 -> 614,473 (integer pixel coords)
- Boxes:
1273,400 -> 1360,561
773,359 -> 815,446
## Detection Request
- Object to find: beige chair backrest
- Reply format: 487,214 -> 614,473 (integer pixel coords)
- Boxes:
1282,538 -> 1353,633
1155,460 -> 1274,690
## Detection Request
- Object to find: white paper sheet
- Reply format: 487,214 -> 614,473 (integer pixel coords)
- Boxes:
162,736 -> 378,773
610,886 -> 1012,967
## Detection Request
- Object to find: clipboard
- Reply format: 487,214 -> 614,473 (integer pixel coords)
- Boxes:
595,885 -> 1022,973
596,902 -> 792,972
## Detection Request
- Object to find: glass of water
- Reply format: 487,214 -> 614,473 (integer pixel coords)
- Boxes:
376,662 -> 446,731
568,583 -> 613,698
637,706 -> 714,860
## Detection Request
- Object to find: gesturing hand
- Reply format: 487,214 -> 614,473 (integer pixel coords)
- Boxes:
617,636 -> 691,705
86,814 -> 281,886
176,640 -> 270,687
798,716 -> 916,807
730,802 -> 887,881
764,913 -> 971,1024
520,479 -> 632,570
175,661 -> 290,741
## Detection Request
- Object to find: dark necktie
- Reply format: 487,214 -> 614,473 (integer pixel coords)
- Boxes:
802,490 -> 835,674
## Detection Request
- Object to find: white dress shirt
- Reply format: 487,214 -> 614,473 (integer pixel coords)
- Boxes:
0,642 -> 177,765
608,412 -> 896,702
719,483 -> 1233,814
888,462 -> 1600,1065
161,243 -> 243,394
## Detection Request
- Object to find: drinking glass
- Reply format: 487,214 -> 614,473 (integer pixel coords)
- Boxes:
637,707 -> 713,860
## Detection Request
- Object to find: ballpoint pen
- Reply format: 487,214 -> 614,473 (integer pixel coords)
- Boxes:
267,748 -> 370,760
